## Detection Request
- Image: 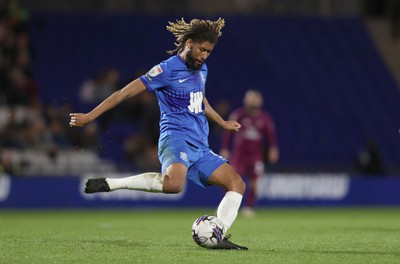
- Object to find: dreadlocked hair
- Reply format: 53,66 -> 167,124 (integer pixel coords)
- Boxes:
166,17 -> 225,55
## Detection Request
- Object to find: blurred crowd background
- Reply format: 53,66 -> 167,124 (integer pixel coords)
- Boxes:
1,0 -> 400,177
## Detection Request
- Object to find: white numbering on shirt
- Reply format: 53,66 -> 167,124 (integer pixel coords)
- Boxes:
188,91 -> 203,114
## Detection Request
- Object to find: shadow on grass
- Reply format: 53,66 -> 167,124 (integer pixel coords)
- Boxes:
80,238 -> 195,250
81,239 -> 146,248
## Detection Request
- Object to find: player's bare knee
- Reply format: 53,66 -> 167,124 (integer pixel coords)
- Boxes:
226,174 -> 246,195
234,177 -> 246,195
162,175 -> 185,194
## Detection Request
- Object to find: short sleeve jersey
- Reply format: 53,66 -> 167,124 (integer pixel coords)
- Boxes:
140,55 -> 209,148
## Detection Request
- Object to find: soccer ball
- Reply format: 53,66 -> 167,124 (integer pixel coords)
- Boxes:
192,215 -> 225,248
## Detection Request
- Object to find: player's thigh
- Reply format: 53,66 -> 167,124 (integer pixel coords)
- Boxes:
208,163 -> 246,194
159,136 -> 191,192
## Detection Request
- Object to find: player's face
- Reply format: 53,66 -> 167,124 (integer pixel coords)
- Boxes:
186,41 -> 214,70
244,91 -> 263,110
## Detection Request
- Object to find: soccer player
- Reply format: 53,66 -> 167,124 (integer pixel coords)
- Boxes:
69,18 -> 248,250
220,90 -> 279,218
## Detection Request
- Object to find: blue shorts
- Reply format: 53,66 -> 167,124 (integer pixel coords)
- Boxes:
158,136 -> 227,188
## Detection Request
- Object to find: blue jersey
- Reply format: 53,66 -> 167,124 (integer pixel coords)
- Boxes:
140,55 -> 209,148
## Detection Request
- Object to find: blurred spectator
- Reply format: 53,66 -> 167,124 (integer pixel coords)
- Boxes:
0,149 -> 19,176
138,144 -> 160,172
0,0 -> 36,106
79,68 -> 120,104
49,118 -> 70,150
0,1 -> 148,175
78,122 -> 102,151
123,132 -> 160,172
137,91 -> 160,145
124,89 -> 161,171
5,67 -> 30,104
23,115 -> 51,150
0,107 -> 25,148
356,139 -> 386,175
123,133 -> 145,166
112,68 -> 148,123
79,68 -> 120,129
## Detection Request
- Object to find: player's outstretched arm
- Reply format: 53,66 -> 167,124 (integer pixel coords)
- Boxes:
69,78 -> 147,127
203,97 -> 241,132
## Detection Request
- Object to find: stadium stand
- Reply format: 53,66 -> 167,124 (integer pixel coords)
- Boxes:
2,12 -> 400,175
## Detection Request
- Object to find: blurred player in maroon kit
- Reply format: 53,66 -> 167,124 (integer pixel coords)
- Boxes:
220,90 -> 279,217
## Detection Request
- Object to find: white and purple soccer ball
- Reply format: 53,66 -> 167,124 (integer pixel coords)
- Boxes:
192,215 -> 225,248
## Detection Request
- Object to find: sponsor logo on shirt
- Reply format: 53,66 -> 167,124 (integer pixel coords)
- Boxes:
145,64 -> 163,81
188,91 -> 203,114
148,65 -> 163,77
179,78 -> 190,83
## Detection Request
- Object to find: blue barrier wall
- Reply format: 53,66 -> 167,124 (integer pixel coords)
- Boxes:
1,173 -> 399,208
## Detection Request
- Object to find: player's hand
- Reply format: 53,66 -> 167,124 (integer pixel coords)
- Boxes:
267,147 -> 279,164
69,113 -> 91,127
223,120 -> 241,132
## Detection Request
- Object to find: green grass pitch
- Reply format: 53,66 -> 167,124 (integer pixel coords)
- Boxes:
1,208 -> 399,264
